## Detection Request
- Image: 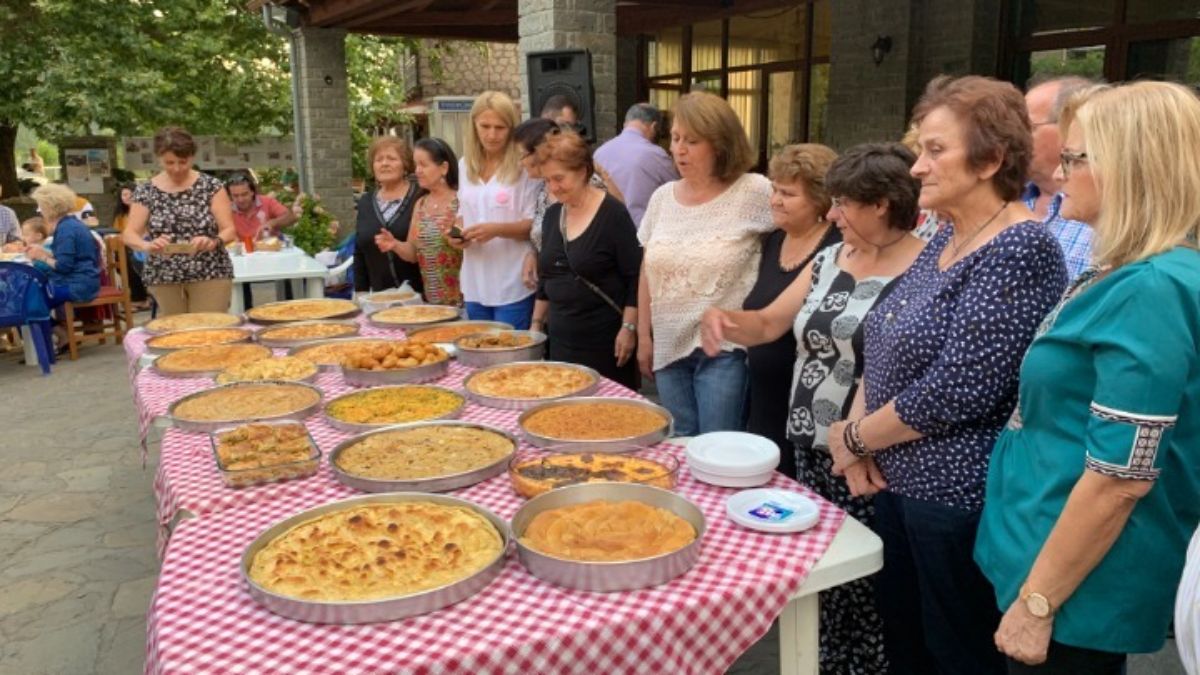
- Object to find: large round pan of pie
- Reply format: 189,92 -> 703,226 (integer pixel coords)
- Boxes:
245,298 -> 360,324
241,493 -> 510,624
462,361 -> 601,410
143,312 -> 244,335
517,397 -> 674,452
255,320 -> 361,347
406,320 -> 513,345
340,341 -> 452,387
151,343 -> 274,379
144,327 -> 256,354
452,330 -> 547,368
510,482 -> 706,592
329,421 -> 517,493
367,304 -> 462,330
287,338 -> 395,371
168,380 -> 323,433
323,384 -> 466,433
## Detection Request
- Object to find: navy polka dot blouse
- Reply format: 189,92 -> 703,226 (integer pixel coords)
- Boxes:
864,221 -> 1067,510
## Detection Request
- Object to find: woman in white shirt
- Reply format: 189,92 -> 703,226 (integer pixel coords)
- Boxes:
637,91 -> 775,435
453,91 -> 540,328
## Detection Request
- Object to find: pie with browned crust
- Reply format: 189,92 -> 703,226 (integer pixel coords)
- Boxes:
257,322 -> 358,343
215,356 -> 319,384
371,305 -> 459,325
466,363 -> 595,400
155,343 -> 273,374
509,453 -> 677,498
291,339 -> 391,367
521,402 -> 668,441
408,322 -> 513,343
246,299 -> 358,322
172,382 -> 320,422
336,425 -> 514,480
146,328 -> 253,350
145,312 -> 241,334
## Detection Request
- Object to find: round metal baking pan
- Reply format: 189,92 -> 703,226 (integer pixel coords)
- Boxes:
150,344 -> 274,379
144,327 -> 256,355
143,313 -> 245,336
322,384 -> 467,433
167,380 -> 324,433
241,492 -> 510,624
452,330 -> 547,368
245,299 -> 361,325
329,421 -> 517,493
255,320 -> 361,348
510,482 -> 706,592
517,397 -> 674,452
342,357 -> 451,387
213,359 -> 321,386
367,304 -> 462,331
356,289 -> 423,314
287,337 -> 396,372
462,361 -> 601,410
406,320 -> 513,345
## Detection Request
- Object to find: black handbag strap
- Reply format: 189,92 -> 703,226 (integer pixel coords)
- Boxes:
558,204 -> 623,317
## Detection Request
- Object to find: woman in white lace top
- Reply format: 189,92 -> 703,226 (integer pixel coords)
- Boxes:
636,91 -> 774,435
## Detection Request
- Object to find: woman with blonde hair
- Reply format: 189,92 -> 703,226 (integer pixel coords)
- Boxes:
637,90 -> 774,434
26,183 -> 101,307
453,90 -> 540,328
975,81 -> 1200,672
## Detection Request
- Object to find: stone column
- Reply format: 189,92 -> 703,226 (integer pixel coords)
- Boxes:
293,26 -> 355,228
517,0 -> 618,142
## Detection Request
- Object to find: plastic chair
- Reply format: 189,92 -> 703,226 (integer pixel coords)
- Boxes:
0,262 -> 56,375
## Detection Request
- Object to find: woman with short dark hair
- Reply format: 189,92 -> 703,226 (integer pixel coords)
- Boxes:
826,75 -> 1068,674
355,136 -> 425,294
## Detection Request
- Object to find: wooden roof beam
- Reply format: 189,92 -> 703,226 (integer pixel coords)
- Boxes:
306,0 -> 432,27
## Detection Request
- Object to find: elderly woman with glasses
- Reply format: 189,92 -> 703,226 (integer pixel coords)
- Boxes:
975,81 -> 1200,674
827,76 -> 1068,674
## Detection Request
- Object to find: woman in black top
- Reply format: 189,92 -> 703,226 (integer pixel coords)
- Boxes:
741,144 -> 841,478
532,131 -> 641,390
354,136 -> 426,293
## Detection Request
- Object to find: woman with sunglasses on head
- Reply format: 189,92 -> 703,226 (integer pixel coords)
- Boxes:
975,81 -> 1200,674
700,143 -> 925,674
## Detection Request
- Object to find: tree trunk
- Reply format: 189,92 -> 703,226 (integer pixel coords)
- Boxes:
0,123 -> 19,201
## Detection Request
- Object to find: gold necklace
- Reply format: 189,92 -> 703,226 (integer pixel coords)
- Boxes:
949,201 -> 1009,257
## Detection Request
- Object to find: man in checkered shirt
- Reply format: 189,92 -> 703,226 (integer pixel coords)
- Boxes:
1024,77 -> 1096,280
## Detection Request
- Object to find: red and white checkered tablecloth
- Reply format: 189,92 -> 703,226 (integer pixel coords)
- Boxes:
151,369 -> 642,557
147,458 -> 845,674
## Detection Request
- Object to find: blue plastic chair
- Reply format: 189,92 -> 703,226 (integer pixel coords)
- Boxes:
0,262 -> 56,375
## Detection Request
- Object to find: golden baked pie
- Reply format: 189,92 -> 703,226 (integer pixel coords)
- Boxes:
213,423 -> 318,487
509,453 -> 677,498
521,402 -> 668,441
145,312 -> 242,334
336,425 -> 514,480
172,382 -> 321,422
409,322 -> 512,343
249,502 -> 503,601
146,328 -> 253,350
246,299 -> 358,322
257,322 -> 358,343
520,500 -> 696,562
456,332 -> 535,350
371,305 -> 459,325
326,386 -> 464,426
467,364 -> 595,400
215,356 -> 319,384
365,290 -> 416,303
291,339 -> 391,367
341,342 -> 448,370
155,343 -> 273,374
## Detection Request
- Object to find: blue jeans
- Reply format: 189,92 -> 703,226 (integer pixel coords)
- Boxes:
464,295 -> 535,330
654,348 -> 748,437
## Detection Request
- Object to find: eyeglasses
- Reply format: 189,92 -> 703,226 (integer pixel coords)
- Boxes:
1031,120 -> 1057,128
1059,150 -> 1089,178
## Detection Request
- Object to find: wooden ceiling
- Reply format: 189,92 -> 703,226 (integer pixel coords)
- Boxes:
252,0 -> 798,41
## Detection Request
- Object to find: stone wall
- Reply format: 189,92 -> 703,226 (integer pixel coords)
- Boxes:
417,41 -> 522,103
293,26 -> 355,229
517,0 -> 618,141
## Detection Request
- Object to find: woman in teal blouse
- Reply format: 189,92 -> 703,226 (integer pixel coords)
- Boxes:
975,81 -> 1200,673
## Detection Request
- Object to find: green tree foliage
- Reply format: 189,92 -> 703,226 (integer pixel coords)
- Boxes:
346,35 -> 417,181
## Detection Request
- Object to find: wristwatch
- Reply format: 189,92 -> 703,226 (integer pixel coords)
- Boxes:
621,322 -> 637,333
1022,590 -> 1053,619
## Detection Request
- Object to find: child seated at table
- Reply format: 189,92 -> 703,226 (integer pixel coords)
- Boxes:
0,217 -> 48,253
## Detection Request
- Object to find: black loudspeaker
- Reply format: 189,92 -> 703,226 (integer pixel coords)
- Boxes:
526,49 -> 596,142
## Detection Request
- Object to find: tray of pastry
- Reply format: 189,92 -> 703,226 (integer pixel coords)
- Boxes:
210,420 -> 321,488
405,321 -> 513,346
144,327 -> 256,355
517,397 -> 674,452
322,384 -> 466,433
214,356 -> 319,385
255,320 -> 361,347
508,447 -> 680,499
366,304 -> 461,330
452,330 -> 547,368
339,341 -> 452,387
151,343 -> 274,379
143,312 -> 244,336
168,380 -> 323,433
287,337 -> 394,371
329,421 -> 517,493
241,493 -> 509,624
245,298 -> 360,324
462,361 -> 600,410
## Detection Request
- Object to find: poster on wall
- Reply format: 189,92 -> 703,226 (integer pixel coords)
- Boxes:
121,136 -> 294,171
64,149 -> 105,193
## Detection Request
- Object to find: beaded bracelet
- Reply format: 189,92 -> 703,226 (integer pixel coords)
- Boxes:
843,421 -> 873,458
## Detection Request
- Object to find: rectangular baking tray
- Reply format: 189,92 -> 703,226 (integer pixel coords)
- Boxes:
329,421 -> 517,493
245,299 -> 361,325
241,492 -> 510,624
462,361 -> 601,410
366,305 -> 463,331
510,482 -> 706,592
209,420 -> 321,489
287,337 -> 397,372
167,380 -> 324,433
322,384 -> 466,433
452,330 -> 547,368
342,357 -> 451,387
144,327 -> 256,355
255,320 -> 361,348
516,396 -> 674,452
149,344 -> 275,379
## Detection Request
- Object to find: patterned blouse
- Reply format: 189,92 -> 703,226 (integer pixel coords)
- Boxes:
132,173 -> 233,286
413,196 -> 463,306
863,221 -> 1066,510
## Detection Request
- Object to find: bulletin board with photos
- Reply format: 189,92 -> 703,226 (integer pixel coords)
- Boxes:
121,136 -> 295,171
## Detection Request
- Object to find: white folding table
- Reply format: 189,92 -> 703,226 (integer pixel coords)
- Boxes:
229,249 -> 329,314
